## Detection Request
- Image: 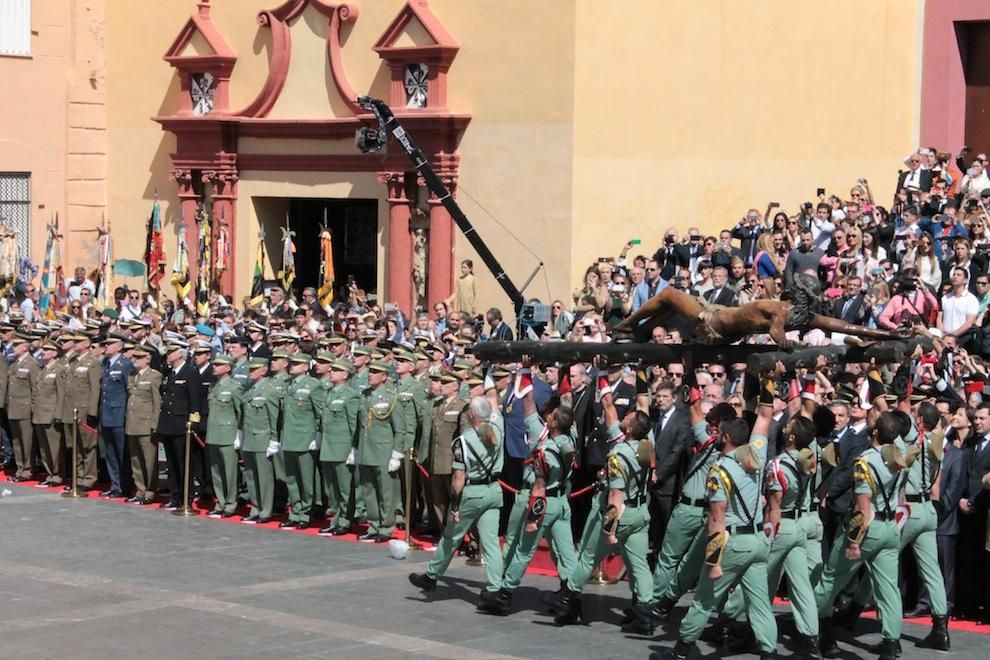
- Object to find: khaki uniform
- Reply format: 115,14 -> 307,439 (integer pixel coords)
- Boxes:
6,354 -> 39,479
62,353 -> 102,488
125,367 -> 162,500
32,359 -> 65,483
427,394 -> 467,530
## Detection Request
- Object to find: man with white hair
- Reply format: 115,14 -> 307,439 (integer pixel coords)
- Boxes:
409,396 -> 506,612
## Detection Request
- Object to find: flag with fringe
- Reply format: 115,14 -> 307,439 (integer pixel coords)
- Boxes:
145,198 -> 166,295
250,237 -> 267,307
278,224 -> 296,296
317,226 -> 334,309
196,216 -> 212,317
96,223 -> 113,309
38,220 -> 57,318
171,227 -> 191,305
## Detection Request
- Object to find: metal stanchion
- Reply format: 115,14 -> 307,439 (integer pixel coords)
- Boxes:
404,447 -> 422,550
172,421 -> 198,517
588,558 -> 609,585
61,409 -> 84,498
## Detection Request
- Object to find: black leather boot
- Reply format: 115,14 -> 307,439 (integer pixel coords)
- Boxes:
541,579 -> 567,611
867,639 -> 902,656
650,594 -> 677,621
700,613 -> 734,649
804,634 -> 822,660
651,639 -> 694,660
408,572 -> 437,592
915,614 -> 950,650
819,618 -> 840,658
477,588 -> 512,616
877,638 -> 899,660
553,586 -> 584,625
620,601 -> 656,635
833,600 -> 864,631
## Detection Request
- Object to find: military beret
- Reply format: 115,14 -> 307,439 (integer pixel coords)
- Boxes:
331,358 -> 355,375
352,345 -> 372,357
272,348 -> 291,360
213,354 -> 235,367
315,350 -> 335,363
289,351 -> 311,364
368,359 -> 389,373
248,357 -> 269,370
195,323 -> 215,337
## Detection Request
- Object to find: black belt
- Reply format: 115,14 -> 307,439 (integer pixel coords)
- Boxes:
781,509 -> 800,519
546,486 -> 562,497
468,476 -> 498,486
625,495 -> 648,506
809,502 -> 819,512
729,525 -> 759,535
875,511 -> 896,521
679,495 -> 708,508
906,494 -> 929,503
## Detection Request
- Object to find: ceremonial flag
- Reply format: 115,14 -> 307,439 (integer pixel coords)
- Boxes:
0,226 -> 16,298
317,225 -> 335,310
145,197 -> 166,296
171,226 -> 192,305
278,220 -> 296,296
52,224 -> 67,315
196,215 -> 212,317
214,217 -> 230,290
250,237 -> 267,307
38,219 -> 56,317
96,219 -> 113,309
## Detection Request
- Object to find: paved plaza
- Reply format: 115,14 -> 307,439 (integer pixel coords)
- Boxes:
0,483 -> 984,659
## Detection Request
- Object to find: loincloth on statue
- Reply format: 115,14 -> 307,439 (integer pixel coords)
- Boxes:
695,298 -> 727,345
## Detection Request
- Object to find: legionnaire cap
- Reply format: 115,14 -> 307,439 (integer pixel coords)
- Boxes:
352,345 -> 372,357
315,350 -> 335,363
213,354 -> 234,367
248,357 -> 269,370
453,359 -> 474,372
331,358 -> 355,374
368,359 -> 389,373
195,323 -> 215,337
289,351 -> 311,363
272,348 -> 291,360
394,350 -> 416,363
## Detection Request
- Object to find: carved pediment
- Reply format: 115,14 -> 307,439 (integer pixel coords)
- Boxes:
163,0 -> 236,69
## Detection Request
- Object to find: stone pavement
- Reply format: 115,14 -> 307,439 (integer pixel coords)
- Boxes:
0,483 -> 984,659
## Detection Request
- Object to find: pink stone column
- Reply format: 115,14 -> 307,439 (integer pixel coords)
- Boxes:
380,172 -> 412,315
427,189 -> 454,309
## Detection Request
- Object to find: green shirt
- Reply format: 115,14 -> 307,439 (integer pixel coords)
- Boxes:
904,431 -> 940,497
231,359 -> 250,390
320,382 -> 360,463
854,445 -> 901,516
682,420 -> 719,501
451,421 -> 504,484
707,451 -> 764,528
240,377 -> 281,452
522,412 -> 573,492
606,431 -> 651,503
279,374 -> 324,452
766,449 -> 803,513
206,375 -> 242,446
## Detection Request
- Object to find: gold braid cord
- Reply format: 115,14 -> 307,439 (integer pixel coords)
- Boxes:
705,530 -> 730,567
852,457 -> 877,494
707,465 -> 732,497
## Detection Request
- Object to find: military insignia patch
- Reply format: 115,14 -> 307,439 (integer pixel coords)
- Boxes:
752,437 -> 766,451
452,438 -> 464,464
607,454 -> 625,479
707,474 -> 720,494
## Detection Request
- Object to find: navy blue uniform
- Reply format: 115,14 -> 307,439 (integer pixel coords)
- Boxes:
100,355 -> 133,493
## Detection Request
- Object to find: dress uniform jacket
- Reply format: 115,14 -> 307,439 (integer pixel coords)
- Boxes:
319,383 -> 360,463
0,355 -> 9,408
32,359 -> 64,424
197,364 -> 215,428
396,375 -> 430,453
241,377 -> 280,452
157,360 -> 202,435
280,374 -> 323,452
206,376 -> 242,446
125,368 -> 162,436
429,395 -> 468,474
357,384 -> 406,467
62,354 -> 101,422
7,354 -> 39,420
100,355 -> 133,428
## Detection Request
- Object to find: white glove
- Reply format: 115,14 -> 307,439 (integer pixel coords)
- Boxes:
314,433 -> 323,450
307,438 -> 317,451
345,448 -> 355,466
234,430 -> 243,451
388,450 -> 403,473
266,440 -> 280,458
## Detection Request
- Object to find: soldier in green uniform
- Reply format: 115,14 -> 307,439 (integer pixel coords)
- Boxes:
205,354 -> 242,517
268,348 -> 292,512
240,357 -> 281,524
555,384 -> 656,634
355,359 -> 406,542
425,371 -> 468,535
393,350 -> 430,530
61,332 -> 101,490
277,352 -> 324,529
815,411 -> 904,660
351,345 -> 371,391
493,369 -> 578,615
6,335 -> 39,481
317,358 -> 361,536
33,341 -> 65,486
655,393 -> 778,660
228,337 -> 250,390
409,396 -> 505,607
124,347 -> 161,504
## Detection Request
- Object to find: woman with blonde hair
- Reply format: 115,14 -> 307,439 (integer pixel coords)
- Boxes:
753,232 -> 785,279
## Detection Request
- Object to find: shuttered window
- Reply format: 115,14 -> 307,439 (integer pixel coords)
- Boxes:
0,0 -> 31,57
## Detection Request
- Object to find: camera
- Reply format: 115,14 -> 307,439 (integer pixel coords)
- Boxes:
664,235 -> 675,245
519,301 -> 551,325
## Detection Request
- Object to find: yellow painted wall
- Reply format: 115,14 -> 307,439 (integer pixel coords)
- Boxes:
101,0 -> 921,315
571,0 -> 922,289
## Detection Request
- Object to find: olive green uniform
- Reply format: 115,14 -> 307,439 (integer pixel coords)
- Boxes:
356,383 -> 406,536
565,422 -> 654,604
269,371 -> 292,507
426,394 -> 468,531
240,377 -> 281,520
319,382 -> 360,528
125,367 -> 162,500
206,375 -> 243,514
425,421 -> 505,590
677,435 -> 777,654
502,413 -> 577,590
62,353 -> 101,488
32,359 -> 65,483
724,447 -> 819,637
815,444 -> 903,643
395,375 -> 430,526
280,373 -> 324,523
7,354 -> 39,479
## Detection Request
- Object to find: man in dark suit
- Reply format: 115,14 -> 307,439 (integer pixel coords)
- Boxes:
822,399 -> 871,555
191,342 -> 216,500
486,307 -> 513,341
831,276 -> 870,325
247,322 -> 272,359
730,210 -> 765,266
673,228 -> 704,274
936,418 -> 969,617
156,341 -> 203,509
650,380 -> 692,546
897,154 -> 934,193
703,267 -> 738,307
957,403 -> 990,621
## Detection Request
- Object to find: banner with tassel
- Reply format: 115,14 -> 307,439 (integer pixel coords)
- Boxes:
171,222 -> 192,306
196,208 -> 212,317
